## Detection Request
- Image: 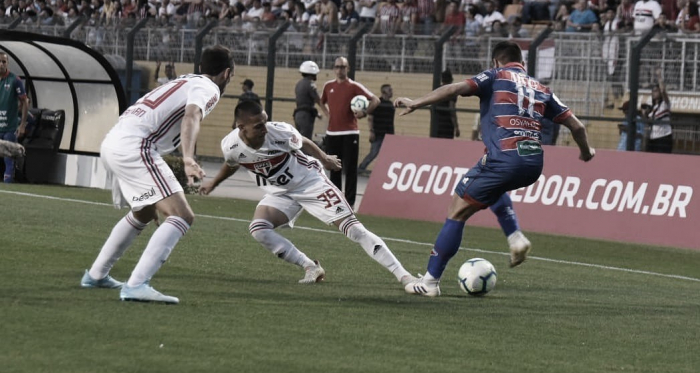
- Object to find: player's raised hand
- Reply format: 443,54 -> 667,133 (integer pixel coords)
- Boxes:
394,97 -> 415,116
183,156 -> 205,186
580,147 -> 595,162
322,155 -> 342,171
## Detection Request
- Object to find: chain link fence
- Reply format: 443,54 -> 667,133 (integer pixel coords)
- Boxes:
3,20 -> 700,153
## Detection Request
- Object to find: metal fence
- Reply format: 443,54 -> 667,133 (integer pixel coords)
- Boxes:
3,19 -> 700,152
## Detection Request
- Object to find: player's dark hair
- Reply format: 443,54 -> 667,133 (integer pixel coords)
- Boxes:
441,69 -> 453,84
491,41 -> 523,65
200,45 -> 234,76
234,100 -> 264,122
381,84 -> 391,91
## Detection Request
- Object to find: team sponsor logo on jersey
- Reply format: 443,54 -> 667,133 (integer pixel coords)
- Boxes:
516,140 -> 543,156
205,95 -> 218,112
132,188 -> 156,202
268,150 -> 280,155
239,153 -> 247,158
274,140 -> 286,145
229,143 -> 239,149
475,73 -> 488,82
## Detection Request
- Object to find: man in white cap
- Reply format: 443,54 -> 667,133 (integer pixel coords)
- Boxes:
293,60 -> 328,140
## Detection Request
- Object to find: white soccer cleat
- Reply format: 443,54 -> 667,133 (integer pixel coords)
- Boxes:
404,275 -> 441,297
120,283 -> 179,304
400,274 -> 418,287
508,230 -> 532,268
80,269 -> 123,289
299,260 -> 325,284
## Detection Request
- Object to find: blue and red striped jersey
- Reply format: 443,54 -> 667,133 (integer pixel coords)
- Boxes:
466,62 -> 572,165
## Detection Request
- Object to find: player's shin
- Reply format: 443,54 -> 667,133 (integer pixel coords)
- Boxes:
340,217 -> 410,281
249,219 -> 315,268
89,211 -> 147,279
426,219 -> 465,280
127,216 -> 189,287
489,193 -> 519,237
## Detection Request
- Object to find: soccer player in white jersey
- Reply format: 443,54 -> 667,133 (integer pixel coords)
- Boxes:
80,46 -> 234,304
199,101 -> 416,287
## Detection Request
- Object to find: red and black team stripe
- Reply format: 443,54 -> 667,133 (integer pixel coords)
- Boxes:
164,216 -> 189,235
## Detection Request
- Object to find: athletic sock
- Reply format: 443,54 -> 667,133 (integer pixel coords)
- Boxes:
89,211 -> 147,280
127,216 -> 189,287
426,218 -> 464,279
489,193 -> 519,237
340,217 -> 410,281
249,219 -> 315,268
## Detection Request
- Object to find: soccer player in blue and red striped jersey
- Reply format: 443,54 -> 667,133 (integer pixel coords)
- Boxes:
395,41 -> 595,297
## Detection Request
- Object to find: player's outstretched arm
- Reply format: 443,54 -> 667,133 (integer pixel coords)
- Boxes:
561,115 -> 595,162
199,162 -> 240,195
394,81 -> 474,116
301,137 -> 341,171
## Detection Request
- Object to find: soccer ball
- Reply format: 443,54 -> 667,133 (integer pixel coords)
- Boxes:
457,258 -> 497,296
350,95 -> 369,114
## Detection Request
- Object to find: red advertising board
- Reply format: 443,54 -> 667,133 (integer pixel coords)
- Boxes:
359,135 -> 700,250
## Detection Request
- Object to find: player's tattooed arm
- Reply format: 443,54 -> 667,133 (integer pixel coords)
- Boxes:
300,137 -> 341,171
561,115 -> 595,162
199,161 -> 240,195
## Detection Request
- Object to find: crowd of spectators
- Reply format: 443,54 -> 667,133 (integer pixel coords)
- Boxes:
2,0 -> 698,36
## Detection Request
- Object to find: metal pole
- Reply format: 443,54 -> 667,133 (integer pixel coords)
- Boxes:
265,21 -> 291,119
347,22 -> 372,80
193,20 -> 218,74
627,28 -> 660,151
7,17 -> 22,30
125,18 -> 149,105
527,25 -> 553,77
430,26 -> 456,138
62,16 -> 85,39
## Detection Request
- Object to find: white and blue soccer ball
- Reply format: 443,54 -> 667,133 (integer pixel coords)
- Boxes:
350,95 -> 369,114
457,258 -> 497,296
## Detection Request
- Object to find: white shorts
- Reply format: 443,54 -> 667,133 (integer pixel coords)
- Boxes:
101,139 -> 182,211
258,172 -> 353,226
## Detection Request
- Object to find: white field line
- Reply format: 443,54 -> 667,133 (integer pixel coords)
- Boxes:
3,189 -> 700,283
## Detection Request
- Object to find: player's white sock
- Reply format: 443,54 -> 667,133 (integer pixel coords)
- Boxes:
340,217 -> 411,281
127,216 -> 189,287
249,219 -> 315,268
89,211 -> 147,280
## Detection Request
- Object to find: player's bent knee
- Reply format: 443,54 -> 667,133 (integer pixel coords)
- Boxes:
249,219 -> 275,242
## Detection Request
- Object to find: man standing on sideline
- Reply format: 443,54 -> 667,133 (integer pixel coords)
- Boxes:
199,101 -> 415,288
239,78 -> 261,105
321,56 -> 379,209
358,84 -> 394,176
395,41 -> 595,297
431,69 -> 460,139
80,46 -> 234,304
0,53 -> 29,183
294,60 -> 329,140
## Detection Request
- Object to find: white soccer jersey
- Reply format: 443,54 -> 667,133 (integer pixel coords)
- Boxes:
633,0 -> 661,32
107,74 -> 220,155
221,122 -> 324,194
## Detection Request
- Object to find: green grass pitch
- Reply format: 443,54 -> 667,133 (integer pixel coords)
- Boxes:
1,184 -> 699,373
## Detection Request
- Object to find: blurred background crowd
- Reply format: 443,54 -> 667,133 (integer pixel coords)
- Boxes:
1,0 -> 698,36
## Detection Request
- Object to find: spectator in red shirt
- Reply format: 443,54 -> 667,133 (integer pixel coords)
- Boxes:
320,57 -> 380,208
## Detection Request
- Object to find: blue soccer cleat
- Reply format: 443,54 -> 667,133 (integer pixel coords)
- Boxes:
81,270 -> 123,289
